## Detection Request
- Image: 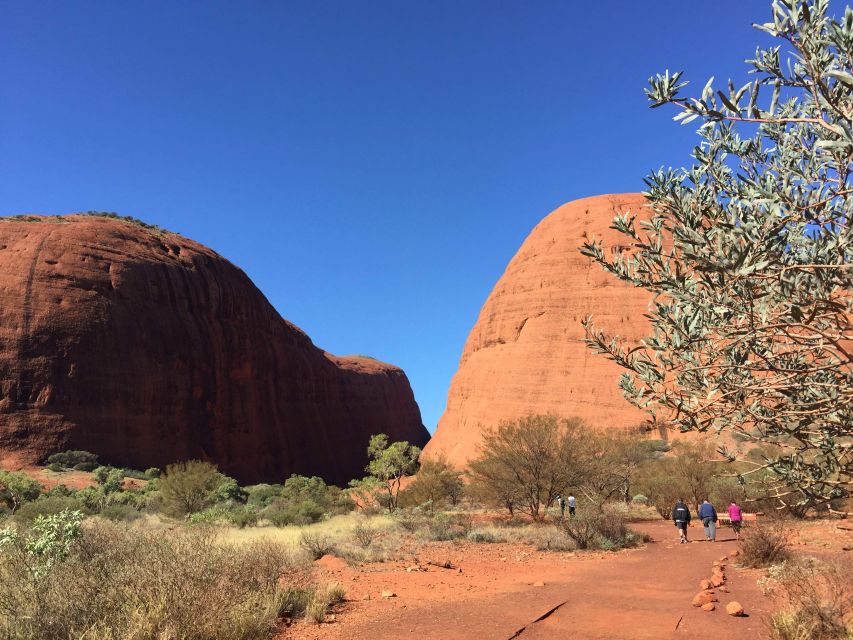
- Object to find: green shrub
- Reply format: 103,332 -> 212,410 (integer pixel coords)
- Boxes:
158,460 -> 221,516
264,499 -> 325,526
144,467 -> 161,479
15,496 -> 88,524
46,450 -> 98,470
467,529 -> 501,543
632,494 -> 648,504
0,471 -> 43,514
46,462 -> 64,472
99,503 -> 141,522
245,483 -> 283,506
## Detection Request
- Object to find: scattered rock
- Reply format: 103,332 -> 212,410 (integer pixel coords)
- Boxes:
726,601 -> 745,617
729,550 -> 740,557
699,579 -> 713,590
532,581 -> 545,587
692,591 -> 718,607
711,574 -> 726,588
381,590 -> 396,598
327,614 -> 337,623
702,603 -> 716,612
718,586 -> 729,593
718,555 -> 728,562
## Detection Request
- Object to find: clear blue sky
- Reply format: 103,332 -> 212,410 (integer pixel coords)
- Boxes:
1,1 -> 808,432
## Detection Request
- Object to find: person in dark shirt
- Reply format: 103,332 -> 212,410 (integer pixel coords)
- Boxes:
672,499 -> 692,543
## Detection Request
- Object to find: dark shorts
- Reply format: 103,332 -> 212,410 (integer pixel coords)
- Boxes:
569,506 -> 576,515
731,520 -> 742,532
675,521 -> 688,530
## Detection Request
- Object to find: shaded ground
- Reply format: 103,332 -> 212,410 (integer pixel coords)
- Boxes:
282,521 -> 778,640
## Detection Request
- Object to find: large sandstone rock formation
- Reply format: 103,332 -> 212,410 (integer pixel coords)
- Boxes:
0,214 -> 428,485
423,194 -> 652,468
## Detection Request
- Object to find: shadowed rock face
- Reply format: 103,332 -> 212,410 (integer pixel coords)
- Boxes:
0,215 -> 428,485
422,194 -> 652,468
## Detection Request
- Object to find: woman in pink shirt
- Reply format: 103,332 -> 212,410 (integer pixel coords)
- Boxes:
728,502 -> 743,539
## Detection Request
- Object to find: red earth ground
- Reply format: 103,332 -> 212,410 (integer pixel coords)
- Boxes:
280,519 -> 853,640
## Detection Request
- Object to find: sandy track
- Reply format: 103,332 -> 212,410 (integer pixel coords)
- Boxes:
282,520 -> 773,640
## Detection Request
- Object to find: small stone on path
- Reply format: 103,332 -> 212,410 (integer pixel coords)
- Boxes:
701,603 -> 715,612
725,601 -> 745,617
692,591 -> 717,607
382,590 -> 397,598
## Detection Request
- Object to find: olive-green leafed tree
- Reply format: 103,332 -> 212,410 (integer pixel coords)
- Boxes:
364,434 -> 421,512
581,0 -> 852,509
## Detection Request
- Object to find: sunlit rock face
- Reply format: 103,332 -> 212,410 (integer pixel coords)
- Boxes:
423,194 -> 652,467
0,215 -> 428,484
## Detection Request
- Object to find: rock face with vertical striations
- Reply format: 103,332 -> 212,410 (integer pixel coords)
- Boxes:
422,194 -> 653,468
0,214 -> 428,485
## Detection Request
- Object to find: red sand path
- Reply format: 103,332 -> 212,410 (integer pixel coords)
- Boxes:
285,521 -> 773,640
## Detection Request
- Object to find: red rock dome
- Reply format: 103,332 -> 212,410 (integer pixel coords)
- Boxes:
422,194 -> 652,467
0,214 -> 428,484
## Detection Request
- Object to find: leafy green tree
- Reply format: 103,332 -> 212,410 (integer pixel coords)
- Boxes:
581,0 -> 852,509
364,434 -> 421,512
0,471 -> 43,514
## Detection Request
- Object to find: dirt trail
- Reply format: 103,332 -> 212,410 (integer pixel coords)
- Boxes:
285,521 -> 773,640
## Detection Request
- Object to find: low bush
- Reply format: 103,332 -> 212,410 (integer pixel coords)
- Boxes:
424,513 -> 472,541
0,513 -> 315,639
306,582 -> 347,624
765,558 -> 852,640
299,531 -> 336,559
98,503 -> 141,523
739,522 -> 791,568
46,450 -> 98,471
352,522 -> 379,548
560,507 -> 638,551
14,496 -> 88,524
467,528 -> 506,543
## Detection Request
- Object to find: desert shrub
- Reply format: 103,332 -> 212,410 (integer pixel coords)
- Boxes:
46,462 -> 63,472
424,512 -> 472,541
46,450 -> 98,470
398,457 -> 464,508
99,503 -> 142,522
158,460 -> 222,516
395,507 -> 428,533
119,467 -> 149,481
227,505 -> 260,528
632,494 -> 648,504
299,531 -> 336,560
46,484 -> 73,498
0,471 -> 43,514
560,508 -> 636,551
467,529 -> 502,543
14,496 -> 89,523
765,558 -> 852,640
352,522 -> 379,548
739,522 -> 792,568
264,498 -> 326,526
0,514 -> 315,639
246,483 -> 283,506
144,466 -> 161,479
561,512 -> 600,549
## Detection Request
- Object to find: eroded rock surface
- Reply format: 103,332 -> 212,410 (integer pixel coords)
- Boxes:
0,215 -> 428,484
423,194 -> 652,467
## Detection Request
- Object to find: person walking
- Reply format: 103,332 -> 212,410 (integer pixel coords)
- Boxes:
567,493 -> 576,517
555,494 -> 566,519
728,501 -> 743,540
672,498 -> 691,543
698,499 -> 718,541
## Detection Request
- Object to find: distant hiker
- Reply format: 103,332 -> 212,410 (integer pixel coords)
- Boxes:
672,498 -> 691,543
568,493 -> 576,517
555,494 -> 566,518
698,499 -> 718,542
728,501 -> 743,540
